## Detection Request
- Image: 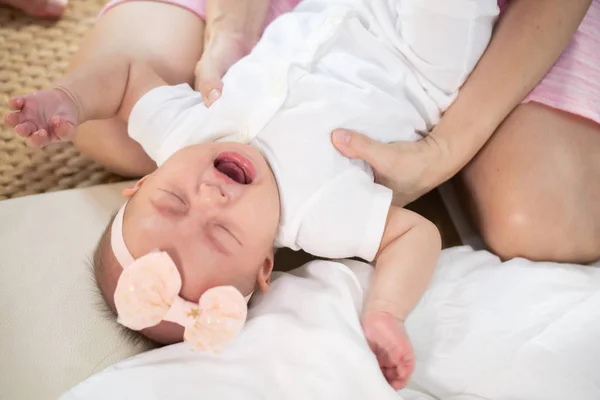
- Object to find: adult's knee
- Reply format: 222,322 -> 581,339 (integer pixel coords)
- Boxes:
462,103 -> 600,264
478,201 -> 542,261
478,198 -> 598,264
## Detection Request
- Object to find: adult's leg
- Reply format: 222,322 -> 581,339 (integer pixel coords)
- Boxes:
69,1 -> 205,177
460,102 -> 600,263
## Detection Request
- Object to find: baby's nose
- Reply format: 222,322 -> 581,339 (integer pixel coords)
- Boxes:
198,183 -> 228,205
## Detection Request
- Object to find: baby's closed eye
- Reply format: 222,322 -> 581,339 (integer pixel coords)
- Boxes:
152,189 -> 187,214
212,223 -> 242,248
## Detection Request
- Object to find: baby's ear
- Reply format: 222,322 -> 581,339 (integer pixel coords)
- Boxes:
256,255 -> 274,292
122,175 -> 149,198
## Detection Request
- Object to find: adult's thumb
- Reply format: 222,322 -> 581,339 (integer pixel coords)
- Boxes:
331,129 -> 382,164
194,58 -> 225,107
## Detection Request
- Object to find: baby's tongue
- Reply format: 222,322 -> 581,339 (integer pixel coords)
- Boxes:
218,162 -> 245,184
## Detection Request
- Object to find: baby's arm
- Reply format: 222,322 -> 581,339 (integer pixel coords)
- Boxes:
362,206 -> 441,389
4,55 -> 166,147
366,206 -> 441,321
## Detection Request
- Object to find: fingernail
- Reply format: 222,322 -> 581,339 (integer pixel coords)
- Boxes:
48,0 -> 68,8
333,129 -> 350,144
45,0 -> 68,14
207,89 -> 221,105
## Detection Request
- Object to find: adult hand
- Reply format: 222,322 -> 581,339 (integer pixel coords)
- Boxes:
194,32 -> 257,107
194,0 -> 271,106
331,129 -> 445,207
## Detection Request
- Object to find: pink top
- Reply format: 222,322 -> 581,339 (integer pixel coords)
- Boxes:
522,0 -> 600,126
100,0 -> 302,26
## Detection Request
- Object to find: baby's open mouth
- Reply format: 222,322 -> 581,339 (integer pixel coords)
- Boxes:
214,152 -> 256,185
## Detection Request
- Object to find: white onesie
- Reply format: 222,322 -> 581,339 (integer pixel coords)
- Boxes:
128,0 -> 499,261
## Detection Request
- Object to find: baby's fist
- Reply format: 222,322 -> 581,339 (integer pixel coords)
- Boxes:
361,311 -> 415,390
4,88 -> 79,148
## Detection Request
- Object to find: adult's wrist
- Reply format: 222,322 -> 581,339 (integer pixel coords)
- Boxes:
424,98 -> 502,189
415,133 -> 453,193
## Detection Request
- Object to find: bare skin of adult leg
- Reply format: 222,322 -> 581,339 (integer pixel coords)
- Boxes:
68,2 -> 205,177
461,102 -> 600,264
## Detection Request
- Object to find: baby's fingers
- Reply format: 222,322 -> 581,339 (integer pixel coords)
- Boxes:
14,121 -> 39,137
26,129 -> 51,148
382,366 -> 406,390
382,366 -> 400,384
3,111 -> 22,128
50,116 -> 76,141
7,96 -> 24,111
389,377 -> 406,391
390,357 -> 414,390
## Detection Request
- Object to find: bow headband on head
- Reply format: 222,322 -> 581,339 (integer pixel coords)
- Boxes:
111,202 -> 249,352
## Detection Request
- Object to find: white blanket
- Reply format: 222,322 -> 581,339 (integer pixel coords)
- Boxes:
60,247 -> 600,400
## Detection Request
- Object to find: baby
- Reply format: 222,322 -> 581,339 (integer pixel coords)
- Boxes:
5,0 -> 498,389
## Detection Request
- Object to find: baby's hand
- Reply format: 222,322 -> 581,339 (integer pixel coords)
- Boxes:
361,311 -> 415,390
3,88 -> 79,147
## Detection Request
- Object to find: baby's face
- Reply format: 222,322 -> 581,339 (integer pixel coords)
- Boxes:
120,142 -> 280,308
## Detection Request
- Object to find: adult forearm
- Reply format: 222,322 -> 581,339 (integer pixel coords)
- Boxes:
428,0 -> 592,185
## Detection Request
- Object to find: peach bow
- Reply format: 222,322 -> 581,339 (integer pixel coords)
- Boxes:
111,203 -> 248,352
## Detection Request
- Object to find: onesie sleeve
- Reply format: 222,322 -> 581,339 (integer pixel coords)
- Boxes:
294,168 -> 393,262
128,83 -> 207,166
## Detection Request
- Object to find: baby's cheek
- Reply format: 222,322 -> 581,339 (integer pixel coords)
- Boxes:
138,213 -> 169,236
244,195 -> 279,233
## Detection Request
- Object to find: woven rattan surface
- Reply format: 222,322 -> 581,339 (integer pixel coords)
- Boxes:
0,0 -> 121,200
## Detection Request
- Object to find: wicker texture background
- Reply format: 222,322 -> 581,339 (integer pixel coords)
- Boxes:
0,0 -> 121,200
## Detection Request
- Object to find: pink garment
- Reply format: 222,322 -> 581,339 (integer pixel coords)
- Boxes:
499,0 -> 600,125
99,0 -> 302,26
99,0 -> 600,126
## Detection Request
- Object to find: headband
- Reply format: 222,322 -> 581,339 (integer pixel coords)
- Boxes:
111,203 -> 249,352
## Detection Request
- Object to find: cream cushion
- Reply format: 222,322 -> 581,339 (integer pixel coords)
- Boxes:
0,182 -> 152,400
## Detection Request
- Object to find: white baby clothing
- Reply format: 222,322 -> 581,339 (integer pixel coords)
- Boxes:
128,0 -> 499,261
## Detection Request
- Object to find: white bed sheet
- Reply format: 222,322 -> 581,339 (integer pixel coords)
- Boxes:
61,247 -> 600,400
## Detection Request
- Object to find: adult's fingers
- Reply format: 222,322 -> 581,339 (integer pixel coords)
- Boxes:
194,55 -> 224,107
331,129 -> 395,176
195,33 -> 253,106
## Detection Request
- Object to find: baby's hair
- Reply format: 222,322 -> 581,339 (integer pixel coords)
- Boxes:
89,213 -> 155,348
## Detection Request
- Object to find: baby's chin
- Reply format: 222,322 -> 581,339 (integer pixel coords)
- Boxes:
141,320 -> 185,346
